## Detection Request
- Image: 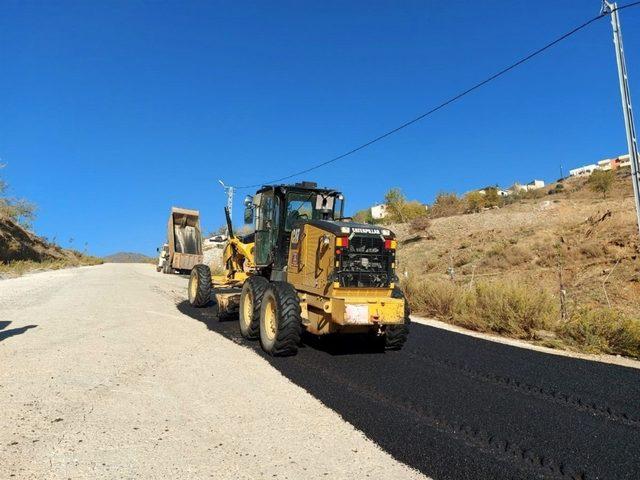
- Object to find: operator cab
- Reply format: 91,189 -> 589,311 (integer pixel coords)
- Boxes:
243,181 -> 345,278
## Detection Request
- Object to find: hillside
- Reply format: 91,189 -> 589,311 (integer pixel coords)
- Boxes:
0,215 -> 102,277
103,252 -> 155,264
393,171 -> 640,357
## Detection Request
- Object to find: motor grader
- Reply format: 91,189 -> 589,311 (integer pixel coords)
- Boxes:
187,181 -> 410,356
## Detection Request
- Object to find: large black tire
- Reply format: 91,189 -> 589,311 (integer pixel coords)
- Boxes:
385,286 -> 411,350
239,276 -> 269,339
188,264 -> 212,307
162,260 -> 172,274
259,282 -> 302,356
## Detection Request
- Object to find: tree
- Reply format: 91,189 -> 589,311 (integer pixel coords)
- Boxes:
382,188 -> 428,224
384,188 -> 408,223
588,170 -> 615,198
483,187 -> 501,208
465,191 -> 485,213
0,164 -> 37,228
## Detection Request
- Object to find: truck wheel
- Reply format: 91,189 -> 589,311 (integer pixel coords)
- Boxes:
156,265 -> 161,272
162,261 -> 172,274
385,286 -> 411,350
188,264 -> 212,307
239,275 -> 269,339
259,282 -> 302,356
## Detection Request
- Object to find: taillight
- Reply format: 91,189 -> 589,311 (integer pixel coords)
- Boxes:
336,237 -> 349,248
384,239 -> 397,250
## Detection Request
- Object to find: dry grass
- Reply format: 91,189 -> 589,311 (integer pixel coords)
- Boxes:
403,276 -> 640,357
559,308 -> 640,358
0,256 -> 103,278
404,276 -> 556,340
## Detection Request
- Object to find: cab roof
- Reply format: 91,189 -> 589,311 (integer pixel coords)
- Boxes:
256,181 -> 340,195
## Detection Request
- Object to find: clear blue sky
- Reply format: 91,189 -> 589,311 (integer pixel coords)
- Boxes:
1,1 -> 638,256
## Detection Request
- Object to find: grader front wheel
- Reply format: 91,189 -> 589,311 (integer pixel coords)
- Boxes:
188,264 -> 212,307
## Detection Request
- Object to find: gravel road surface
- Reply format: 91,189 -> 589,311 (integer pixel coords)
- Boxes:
0,264 -> 426,479
3,263 -> 639,480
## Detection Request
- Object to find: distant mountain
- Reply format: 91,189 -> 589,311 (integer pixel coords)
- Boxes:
103,252 -> 155,264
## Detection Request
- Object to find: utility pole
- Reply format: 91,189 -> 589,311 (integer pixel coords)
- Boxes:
602,1 -> 640,235
218,180 -> 234,236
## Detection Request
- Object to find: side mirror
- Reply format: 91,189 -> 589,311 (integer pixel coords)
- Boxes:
244,206 -> 254,224
243,195 -> 253,207
156,247 -> 159,252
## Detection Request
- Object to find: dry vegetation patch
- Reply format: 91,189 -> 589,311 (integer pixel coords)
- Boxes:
0,215 -> 102,278
396,172 -> 640,358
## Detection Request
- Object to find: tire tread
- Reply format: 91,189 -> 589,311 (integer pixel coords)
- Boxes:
190,264 -> 212,307
385,286 -> 410,350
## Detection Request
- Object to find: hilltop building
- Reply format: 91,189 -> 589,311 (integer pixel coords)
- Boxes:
569,154 -> 630,177
370,204 -> 388,220
509,180 -> 545,193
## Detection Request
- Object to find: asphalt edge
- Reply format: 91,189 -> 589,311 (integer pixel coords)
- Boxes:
411,315 -> 640,370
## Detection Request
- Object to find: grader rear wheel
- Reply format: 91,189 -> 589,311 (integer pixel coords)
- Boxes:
239,276 -> 269,339
188,264 -> 212,307
384,287 -> 411,350
259,282 -> 302,356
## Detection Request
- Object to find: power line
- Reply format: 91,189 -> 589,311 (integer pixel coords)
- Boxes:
234,1 -> 640,190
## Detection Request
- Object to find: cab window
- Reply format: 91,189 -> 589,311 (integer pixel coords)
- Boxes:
285,193 -> 314,231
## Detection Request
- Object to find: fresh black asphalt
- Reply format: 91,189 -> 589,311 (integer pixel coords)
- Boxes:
177,301 -> 640,480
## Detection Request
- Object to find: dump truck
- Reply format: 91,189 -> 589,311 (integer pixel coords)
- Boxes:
165,207 -> 203,274
187,182 -> 410,356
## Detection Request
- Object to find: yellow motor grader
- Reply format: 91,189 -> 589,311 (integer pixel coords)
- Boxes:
188,181 -> 410,356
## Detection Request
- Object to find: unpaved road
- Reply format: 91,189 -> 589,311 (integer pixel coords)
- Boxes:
0,264 -> 425,479
2,264 -> 640,480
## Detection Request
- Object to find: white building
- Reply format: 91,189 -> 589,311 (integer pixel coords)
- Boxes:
507,180 -> 545,194
527,180 -> 545,190
598,159 -> 613,171
618,153 -> 631,167
370,204 -> 388,220
569,164 -> 598,177
497,189 -> 511,197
